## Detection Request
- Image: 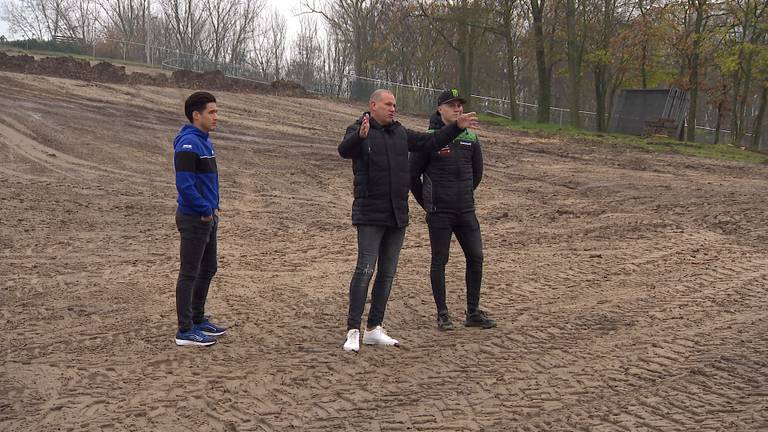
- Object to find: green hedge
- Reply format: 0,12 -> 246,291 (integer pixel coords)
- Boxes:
0,39 -> 88,56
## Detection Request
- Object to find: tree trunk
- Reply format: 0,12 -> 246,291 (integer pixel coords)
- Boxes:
713,100 -> 723,144
458,28 -> 476,111
594,64 -> 607,131
753,84 -> 767,150
730,71 -> 742,144
566,0 -> 581,127
685,0 -> 704,143
735,54 -> 754,145
641,43 -> 648,89
531,0 -> 550,123
502,2 -> 519,120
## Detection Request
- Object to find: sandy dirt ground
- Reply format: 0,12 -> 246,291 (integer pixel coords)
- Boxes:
0,71 -> 766,431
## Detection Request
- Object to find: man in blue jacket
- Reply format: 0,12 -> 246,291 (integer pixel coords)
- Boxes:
173,91 -> 227,346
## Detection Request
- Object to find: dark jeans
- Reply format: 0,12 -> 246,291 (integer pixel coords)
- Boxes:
175,212 -> 218,332
426,211 -> 483,315
346,224 -> 406,330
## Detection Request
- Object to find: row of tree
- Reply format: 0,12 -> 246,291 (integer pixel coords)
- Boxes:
2,0 -> 766,146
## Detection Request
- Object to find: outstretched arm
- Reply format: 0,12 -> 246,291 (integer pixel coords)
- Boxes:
406,112 -> 479,153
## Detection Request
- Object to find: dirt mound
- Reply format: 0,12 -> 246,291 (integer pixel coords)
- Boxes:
171,69 -> 292,94
128,71 -> 169,87
0,52 -> 310,97
270,79 -> 308,97
0,52 -> 35,73
36,56 -> 94,81
91,61 -> 128,83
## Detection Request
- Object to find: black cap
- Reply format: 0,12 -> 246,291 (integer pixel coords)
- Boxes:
436,88 -> 467,106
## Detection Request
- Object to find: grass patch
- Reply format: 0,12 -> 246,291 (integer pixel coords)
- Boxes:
480,113 -> 768,164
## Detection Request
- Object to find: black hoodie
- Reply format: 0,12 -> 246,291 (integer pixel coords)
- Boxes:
339,112 -> 464,227
409,112 -> 483,213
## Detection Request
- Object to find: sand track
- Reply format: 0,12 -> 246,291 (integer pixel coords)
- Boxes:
1,71 -> 766,431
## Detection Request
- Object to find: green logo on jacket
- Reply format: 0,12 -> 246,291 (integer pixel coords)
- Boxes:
427,128 -> 477,142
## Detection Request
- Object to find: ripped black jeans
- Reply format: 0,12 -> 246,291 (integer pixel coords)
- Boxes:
346,224 -> 406,330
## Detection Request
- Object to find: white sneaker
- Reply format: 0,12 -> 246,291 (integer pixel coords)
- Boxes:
343,329 -> 360,352
362,326 -> 400,347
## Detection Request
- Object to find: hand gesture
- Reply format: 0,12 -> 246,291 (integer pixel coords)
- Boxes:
359,114 -> 370,138
457,112 -> 478,130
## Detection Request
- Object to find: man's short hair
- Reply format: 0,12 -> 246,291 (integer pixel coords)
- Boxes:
369,89 -> 394,103
185,92 -> 216,123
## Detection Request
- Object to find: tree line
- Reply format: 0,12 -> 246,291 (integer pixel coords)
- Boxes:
2,0 -> 766,146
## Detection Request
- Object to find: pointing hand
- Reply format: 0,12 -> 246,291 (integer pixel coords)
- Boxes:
457,112 -> 478,130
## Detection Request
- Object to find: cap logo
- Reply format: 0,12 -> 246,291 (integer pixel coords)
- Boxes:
451,88 -> 459,97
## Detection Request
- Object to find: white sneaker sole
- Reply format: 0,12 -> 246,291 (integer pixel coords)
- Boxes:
200,330 -> 226,336
343,345 -> 359,352
362,339 -> 400,347
175,338 -> 216,347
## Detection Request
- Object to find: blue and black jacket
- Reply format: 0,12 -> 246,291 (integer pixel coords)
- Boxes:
173,124 -> 219,217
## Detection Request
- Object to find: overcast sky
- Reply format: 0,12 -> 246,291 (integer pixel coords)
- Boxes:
0,0 -> 307,41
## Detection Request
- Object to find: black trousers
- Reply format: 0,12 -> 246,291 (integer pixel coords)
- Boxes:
426,211 -> 483,315
175,212 -> 218,332
346,224 -> 406,330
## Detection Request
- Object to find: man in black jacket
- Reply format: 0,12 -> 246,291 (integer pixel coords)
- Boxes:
410,88 -> 496,331
339,89 -> 478,352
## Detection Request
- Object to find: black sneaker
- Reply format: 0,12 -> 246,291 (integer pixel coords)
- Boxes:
464,310 -> 497,329
437,312 -> 454,331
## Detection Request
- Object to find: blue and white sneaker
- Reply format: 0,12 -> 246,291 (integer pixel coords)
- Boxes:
175,328 -> 216,346
194,318 -> 227,336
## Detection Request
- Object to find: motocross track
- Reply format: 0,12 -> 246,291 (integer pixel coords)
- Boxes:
0,70 -> 766,431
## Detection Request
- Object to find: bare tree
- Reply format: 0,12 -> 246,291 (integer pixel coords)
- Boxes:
59,0 -> 99,43
417,0 -> 489,110
251,7 -> 287,80
302,0 -> 385,78
159,0 -> 206,54
227,0 -> 263,64
97,0 -> 148,43
319,24 -> 352,95
287,15 -> 322,88
1,0 -> 68,40
203,0 -> 238,61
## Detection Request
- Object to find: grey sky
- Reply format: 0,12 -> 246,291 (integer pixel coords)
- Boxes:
0,0 -> 307,40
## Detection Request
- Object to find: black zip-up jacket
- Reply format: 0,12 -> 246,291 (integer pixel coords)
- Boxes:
339,112 -> 464,227
409,112 -> 483,213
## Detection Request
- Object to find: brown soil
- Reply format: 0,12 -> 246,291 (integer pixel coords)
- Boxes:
0,71 -> 766,431
0,51 -> 311,96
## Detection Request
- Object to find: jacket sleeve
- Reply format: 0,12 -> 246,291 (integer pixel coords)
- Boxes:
338,122 -> 364,159
473,139 -> 483,189
175,140 -> 213,216
409,152 -> 430,208
406,122 -> 463,152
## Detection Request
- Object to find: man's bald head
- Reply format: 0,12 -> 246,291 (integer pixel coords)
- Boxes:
369,89 -> 394,103
368,89 -> 397,126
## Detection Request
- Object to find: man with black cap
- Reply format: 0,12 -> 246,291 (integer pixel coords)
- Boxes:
410,88 -> 496,331
338,88 -> 479,352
